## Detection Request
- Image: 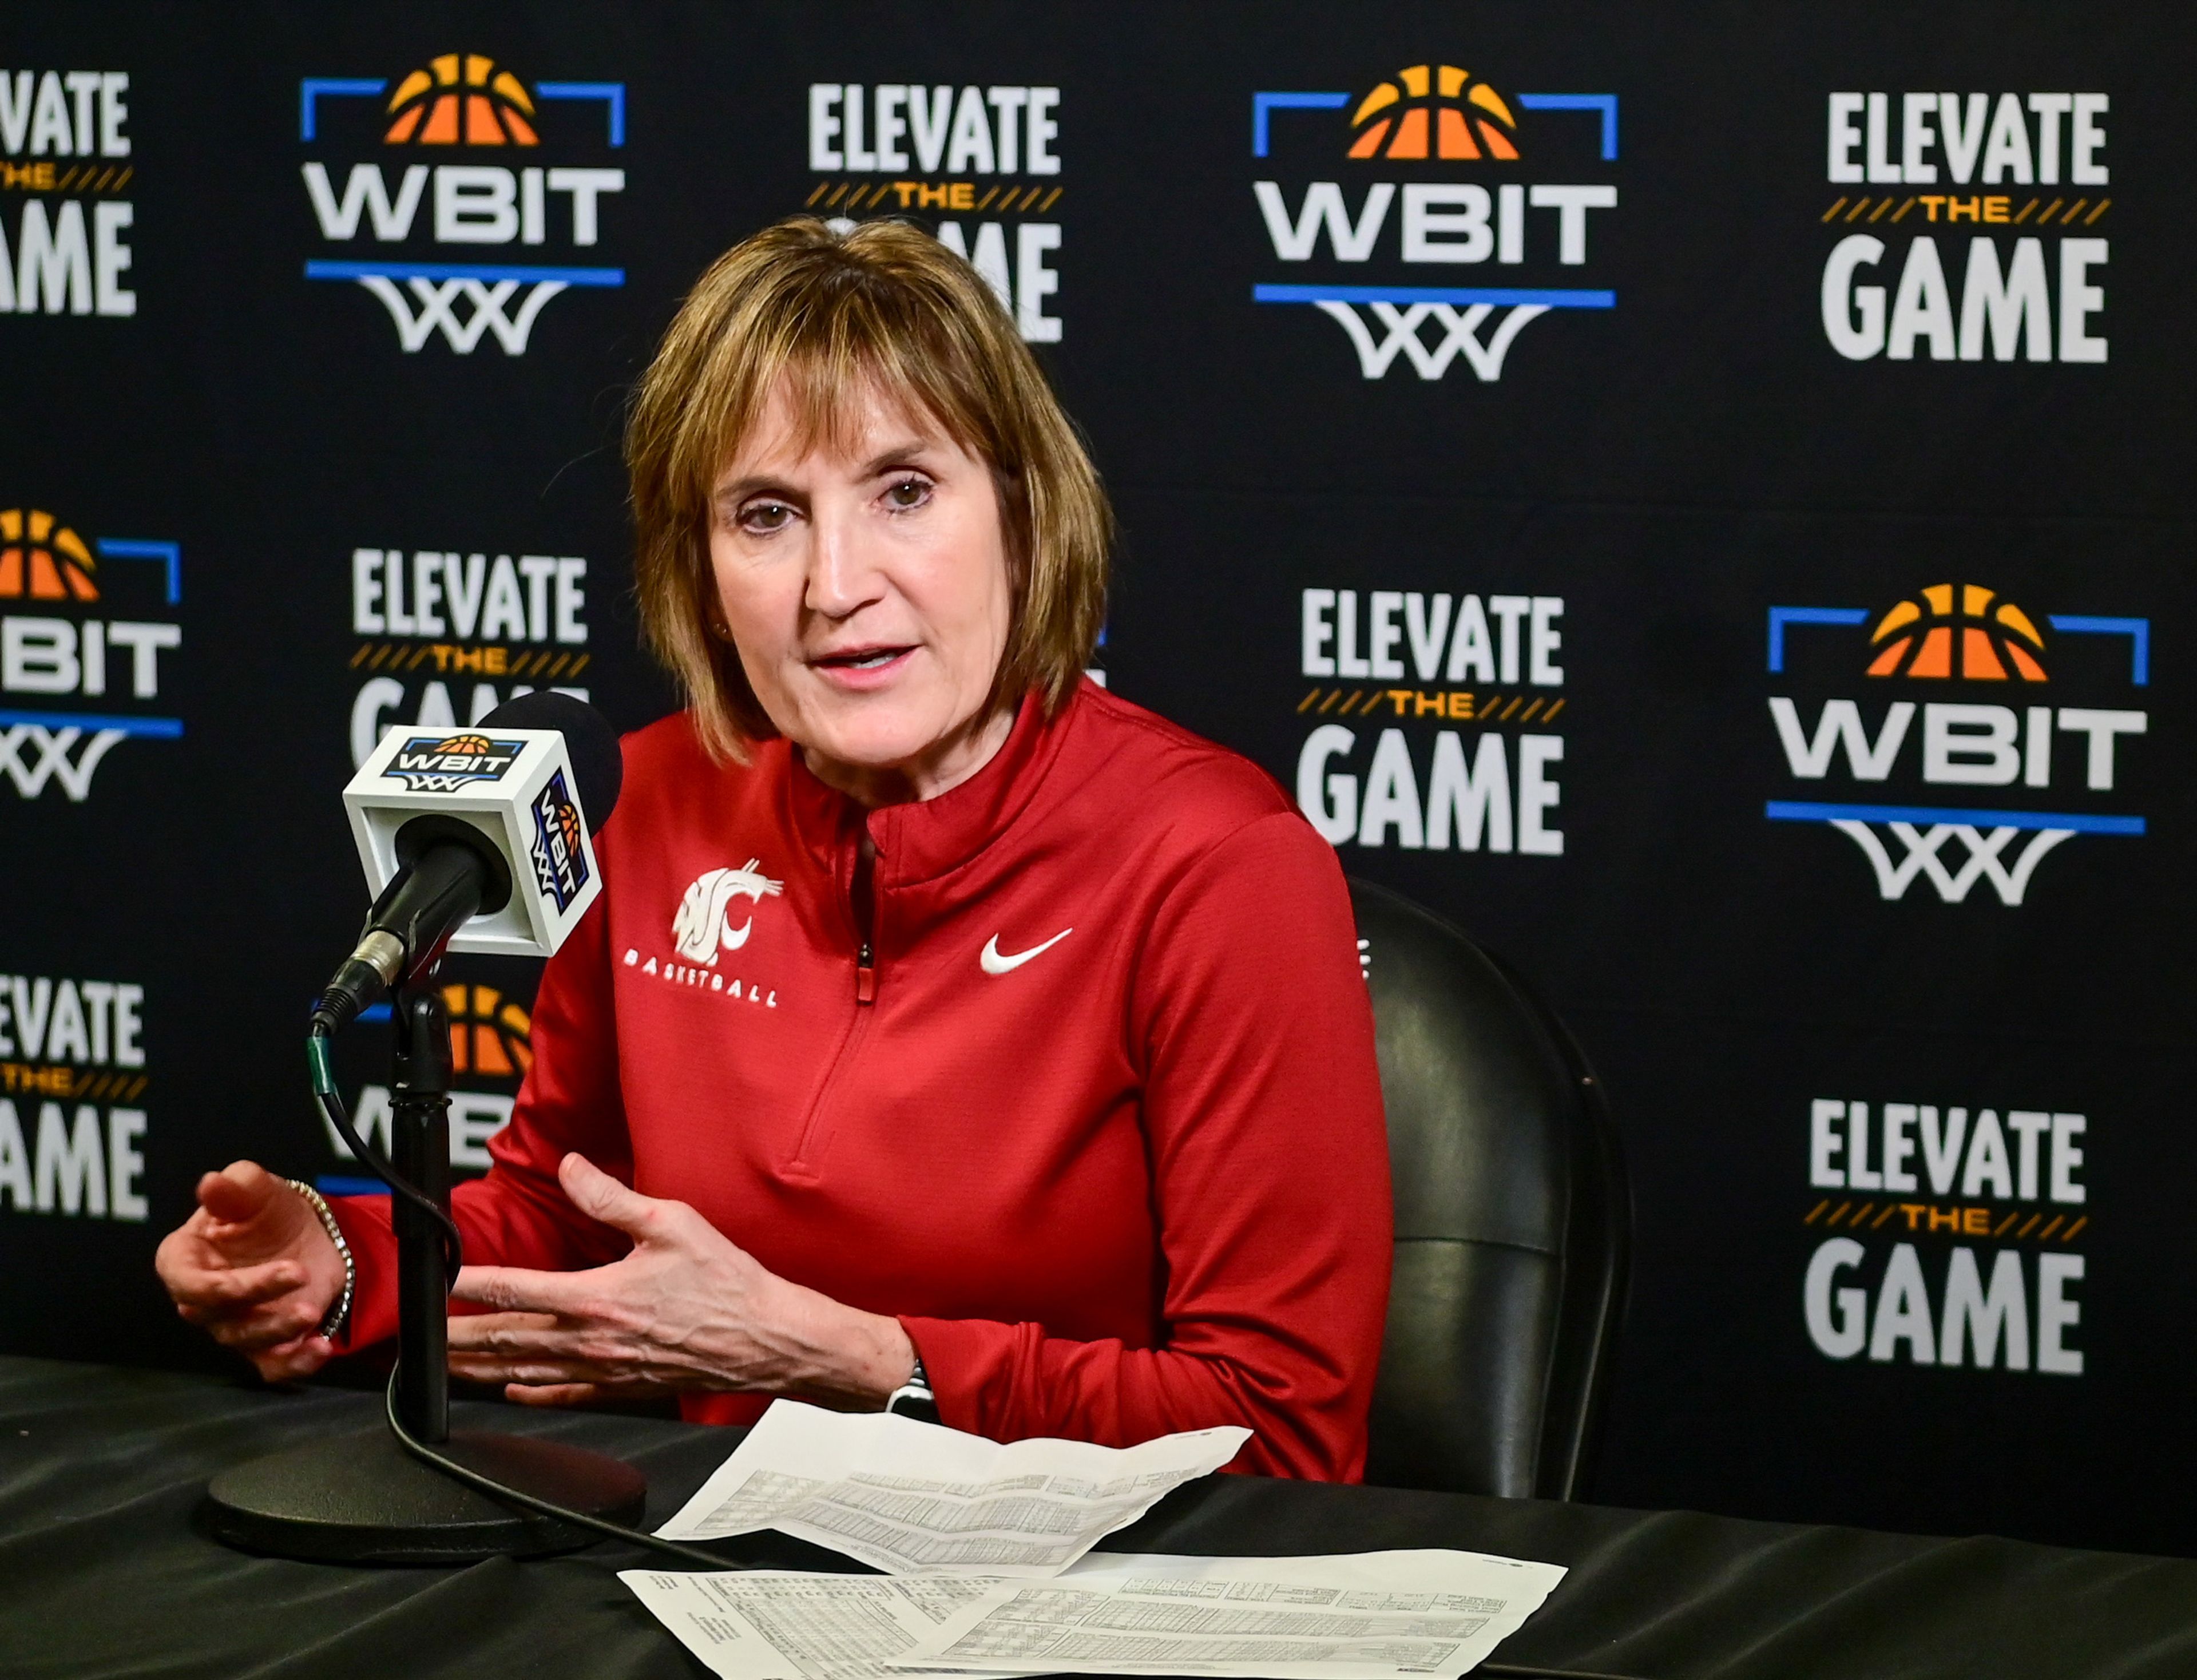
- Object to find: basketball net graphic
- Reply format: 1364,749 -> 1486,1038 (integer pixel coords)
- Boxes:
355,275 -> 569,354
0,724 -> 126,801
1314,299 -> 1549,381
1829,821 -> 2075,906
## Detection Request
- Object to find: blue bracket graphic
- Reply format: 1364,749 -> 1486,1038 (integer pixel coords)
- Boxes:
2047,615 -> 2148,686
1516,94 -> 1619,161
300,78 -> 387,141
1252,92 -> 1349,157
94,538 -> 181,604
1255,284 -> 1612,308
316,1176 -> 392,1198
306,260 -> 625,286
0,708 -> 184,738
1766,800 -> 2143,837
535,82 -> 626,146
1766,607 -> 1867,672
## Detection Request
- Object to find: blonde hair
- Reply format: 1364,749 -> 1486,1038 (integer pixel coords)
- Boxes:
626,217 -> 1112,762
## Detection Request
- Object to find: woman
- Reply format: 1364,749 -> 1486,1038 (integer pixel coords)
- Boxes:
154,219 -> 1393,1480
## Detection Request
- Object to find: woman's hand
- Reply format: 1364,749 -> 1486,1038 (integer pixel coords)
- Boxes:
153,1162 -> 346,1382
446,1153 -> 915,1410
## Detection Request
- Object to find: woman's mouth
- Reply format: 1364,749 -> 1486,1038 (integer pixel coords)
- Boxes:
811,645 -> 917,684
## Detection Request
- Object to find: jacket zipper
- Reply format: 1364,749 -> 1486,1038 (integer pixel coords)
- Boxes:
851,833 -> 878,1005
786,830 -> 877,1173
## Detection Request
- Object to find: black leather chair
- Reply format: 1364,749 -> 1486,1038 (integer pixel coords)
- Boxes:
1349,879 -> 1629,1500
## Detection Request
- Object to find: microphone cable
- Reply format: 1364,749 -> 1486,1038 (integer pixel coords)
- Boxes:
378,1366 -> 738,1571
307,1022 -> 462,1281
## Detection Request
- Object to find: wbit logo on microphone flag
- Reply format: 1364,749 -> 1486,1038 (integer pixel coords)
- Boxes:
0,505 -> 181,801
345,724 -> 601,957
1764,583 -> 2148,904
386,731 -> 526,791
299,51 -> 626,354
1250,61 -> 1619,381
528,768 -> 589,912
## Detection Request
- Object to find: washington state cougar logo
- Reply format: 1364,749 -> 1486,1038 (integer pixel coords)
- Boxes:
672,861 -> 784,964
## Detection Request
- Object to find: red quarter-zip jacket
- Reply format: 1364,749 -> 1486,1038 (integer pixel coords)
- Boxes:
331,679 -> 1393,1480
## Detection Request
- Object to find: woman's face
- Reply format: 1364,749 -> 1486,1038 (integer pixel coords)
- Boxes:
708,378 -> 1014,802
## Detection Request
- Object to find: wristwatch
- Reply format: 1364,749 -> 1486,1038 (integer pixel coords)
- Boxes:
885,1350 -> 941,1424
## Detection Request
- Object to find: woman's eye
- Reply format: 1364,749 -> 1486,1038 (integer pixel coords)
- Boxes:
883,476 -> 933,511
738,501 -> 794,533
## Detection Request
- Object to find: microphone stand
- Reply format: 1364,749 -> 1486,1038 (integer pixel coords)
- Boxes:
205,981 -> 647,1564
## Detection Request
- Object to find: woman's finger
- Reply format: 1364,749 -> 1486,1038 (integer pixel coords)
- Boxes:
449,1263 -> 592,1316
195,1162 -> 284,1226
444,1310 -> 570,1357
450,1354 -> 607,1387
556,1153 -> 675,1241
253,1337 -> 335,1383
213,1299 -> 328,1353
503,1382 -> 603,1408
165,1257 -> 308,1310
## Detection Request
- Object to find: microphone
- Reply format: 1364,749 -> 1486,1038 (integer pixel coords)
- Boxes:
314,691 -> 623,1032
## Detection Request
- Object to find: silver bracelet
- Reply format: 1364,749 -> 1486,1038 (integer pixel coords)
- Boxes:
285,1178 -> 355,1342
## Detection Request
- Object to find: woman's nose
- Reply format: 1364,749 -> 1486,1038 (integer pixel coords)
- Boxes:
804,506 -> 885,618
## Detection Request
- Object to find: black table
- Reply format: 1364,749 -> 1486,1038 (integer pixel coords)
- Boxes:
5,1356 -> 2192,1679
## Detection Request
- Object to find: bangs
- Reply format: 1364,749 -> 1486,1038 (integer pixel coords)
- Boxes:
668,249 -> 1014,513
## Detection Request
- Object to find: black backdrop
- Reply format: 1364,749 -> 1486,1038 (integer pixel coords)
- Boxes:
4,2 -> 2190,1559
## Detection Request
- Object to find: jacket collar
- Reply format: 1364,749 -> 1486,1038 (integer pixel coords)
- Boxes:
782,684 -> 1078,886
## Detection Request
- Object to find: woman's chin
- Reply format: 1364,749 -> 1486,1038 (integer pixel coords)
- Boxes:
799,715 -> 949,778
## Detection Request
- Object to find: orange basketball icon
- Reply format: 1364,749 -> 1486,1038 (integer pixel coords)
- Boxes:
1867,584 -> 2048,681
441,982 -> 534,1079
0,509 -> 98,601
1349,65 -> 1521,161
384,54 -> 539,145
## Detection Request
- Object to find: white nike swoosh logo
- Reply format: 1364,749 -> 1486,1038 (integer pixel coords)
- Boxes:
981,928 -> 1073,976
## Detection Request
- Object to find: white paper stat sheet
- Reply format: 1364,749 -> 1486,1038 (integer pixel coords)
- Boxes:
655,1401 -> 1251,1577
619,1570 -> 1003,1680
622,1548 -> 1569,1680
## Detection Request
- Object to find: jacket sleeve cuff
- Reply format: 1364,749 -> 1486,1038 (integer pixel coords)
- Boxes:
326,1194 -> 399,1351
897,1315 -> 1017,1436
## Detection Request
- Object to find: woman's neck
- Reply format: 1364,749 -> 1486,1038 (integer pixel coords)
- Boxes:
802,702 -> 1017,809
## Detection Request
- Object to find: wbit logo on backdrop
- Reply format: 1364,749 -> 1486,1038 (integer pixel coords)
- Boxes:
323,980 -> 533,1182
1818,92 -> 2110,363
1295,587 -> 1567,855
386,730 -> 524,791
299,53 -> 625,354
0,972 -> 150,1223
1764,585 -> 2148,904
348,543 -> 590,765
805,83 -> 1064,342
1801,1095 -> 2087,1376
0,68 -> 136,319
0,506 -> 180,800
1250,65 -> 1618,380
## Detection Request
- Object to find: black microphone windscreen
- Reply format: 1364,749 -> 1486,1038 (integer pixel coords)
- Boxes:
479,690 -> 624,835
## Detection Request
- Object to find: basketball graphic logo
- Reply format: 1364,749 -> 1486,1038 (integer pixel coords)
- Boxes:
1867,584 -> 2048,681
0,509 -> 98,601
383,53 -> 540,145
1349,64 -> 1520,160
441,982 -> 533,1079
